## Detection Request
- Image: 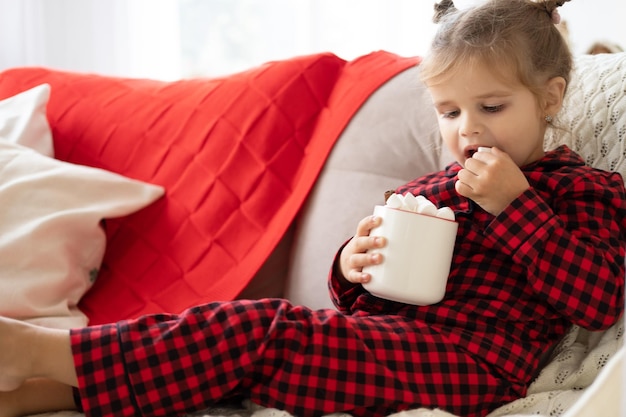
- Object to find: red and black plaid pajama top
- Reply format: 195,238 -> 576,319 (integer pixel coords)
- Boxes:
71,145 -> 626,417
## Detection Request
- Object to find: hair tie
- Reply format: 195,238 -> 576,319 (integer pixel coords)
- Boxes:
546,0 -> 570,25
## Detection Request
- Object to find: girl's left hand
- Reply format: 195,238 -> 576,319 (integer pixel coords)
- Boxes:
455,147 -> 530,216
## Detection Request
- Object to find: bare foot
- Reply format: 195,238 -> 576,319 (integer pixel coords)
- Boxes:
0,378 -> 76,417
0,316 -> 77,393
0,317 -> 78,416
0,390 -> 20,417
0,317 -> 33,392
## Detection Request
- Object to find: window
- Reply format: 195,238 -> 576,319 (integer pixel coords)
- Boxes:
177,0 -> 438,77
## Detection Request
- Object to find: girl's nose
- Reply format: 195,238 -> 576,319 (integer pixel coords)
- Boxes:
459,113 -> 482,137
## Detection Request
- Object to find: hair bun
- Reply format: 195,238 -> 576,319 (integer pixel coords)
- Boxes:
433,0 -> 456,23
533,0 -> 573,10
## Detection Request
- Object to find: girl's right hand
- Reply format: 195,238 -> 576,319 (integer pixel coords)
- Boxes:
339,215 -> 386,284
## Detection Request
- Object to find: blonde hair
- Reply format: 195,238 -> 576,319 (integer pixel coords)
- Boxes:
421,0 -> 572,101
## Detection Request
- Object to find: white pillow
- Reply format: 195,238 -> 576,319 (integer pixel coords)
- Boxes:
0,83 -> 54,157
0,88 -> 164,330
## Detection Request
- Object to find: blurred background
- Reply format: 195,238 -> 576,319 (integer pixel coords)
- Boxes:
1,0 -> 624,80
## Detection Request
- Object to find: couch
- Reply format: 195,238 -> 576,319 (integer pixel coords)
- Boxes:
0,50 -> 623,417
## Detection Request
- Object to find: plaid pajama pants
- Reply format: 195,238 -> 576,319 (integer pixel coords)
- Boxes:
71,298 -> 516,417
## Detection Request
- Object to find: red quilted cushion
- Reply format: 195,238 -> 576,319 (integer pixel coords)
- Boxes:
0,51 -> 418,325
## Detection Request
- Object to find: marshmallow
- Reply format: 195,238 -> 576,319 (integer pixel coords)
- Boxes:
416,199 -> 438,216
402,193 -> 419,212
435,207 -> 455,221
385,193 -> 403,209
385,193 -> 455,220
415,195 -> 428,204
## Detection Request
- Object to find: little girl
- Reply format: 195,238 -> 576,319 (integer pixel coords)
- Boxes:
1,1 -> 624,416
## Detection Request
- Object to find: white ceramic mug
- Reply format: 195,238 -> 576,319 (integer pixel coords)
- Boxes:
362,205 -> 458,305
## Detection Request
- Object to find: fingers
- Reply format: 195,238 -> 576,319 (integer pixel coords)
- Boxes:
457,149 -> 496,194
352,215 -> 385,256
355,214 -> 382,237
468,147 -> 495,163
455,147 -> 529,216
347,234 -> 386,266
340,215 -> 386,284
351,234 -> 385,254
454,176 -> 472,198
345,251 -> 383,284
462,151 -> 490,174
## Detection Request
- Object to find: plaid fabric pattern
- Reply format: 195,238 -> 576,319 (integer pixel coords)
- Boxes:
72,146 -> 625,417
73,300 -> 512,417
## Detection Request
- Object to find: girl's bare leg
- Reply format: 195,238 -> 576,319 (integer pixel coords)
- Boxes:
0,316 -> 78,391
0,379 -> 76,417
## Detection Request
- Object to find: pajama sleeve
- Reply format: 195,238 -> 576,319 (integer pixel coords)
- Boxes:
485,172 -> 626,330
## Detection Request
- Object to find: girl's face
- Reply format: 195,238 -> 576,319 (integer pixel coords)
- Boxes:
427,62 -> 547,168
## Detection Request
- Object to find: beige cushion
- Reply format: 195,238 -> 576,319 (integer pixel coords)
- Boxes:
285,65 -> 448,309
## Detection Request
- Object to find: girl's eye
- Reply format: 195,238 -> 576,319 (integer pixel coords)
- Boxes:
442,110 -> 460,119
483,104 -> 504,113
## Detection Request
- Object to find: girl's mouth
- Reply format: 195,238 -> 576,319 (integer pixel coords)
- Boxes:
464,146 -> 480,159
464,146 -> 491,159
